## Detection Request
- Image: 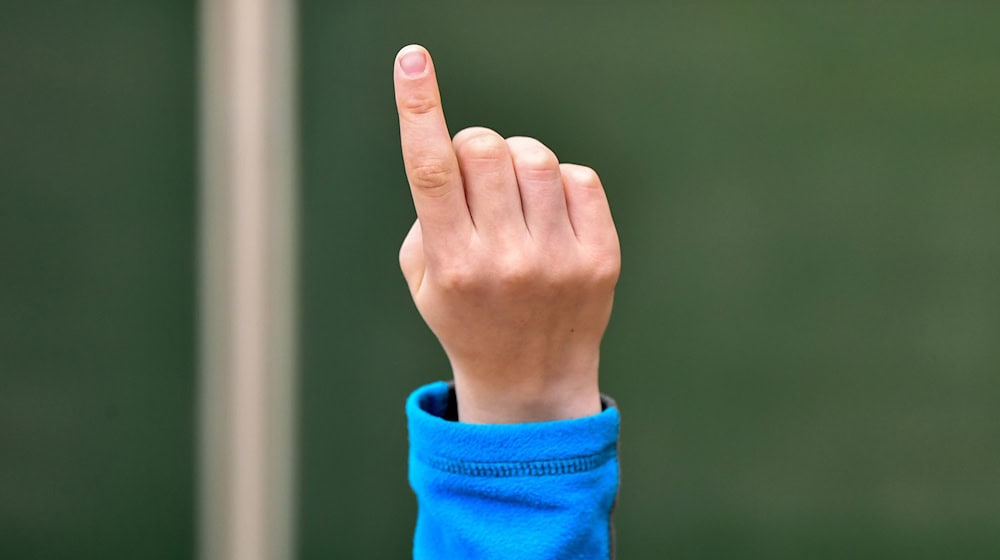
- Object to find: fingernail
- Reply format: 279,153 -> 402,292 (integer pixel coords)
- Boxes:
399,49 -> 427,77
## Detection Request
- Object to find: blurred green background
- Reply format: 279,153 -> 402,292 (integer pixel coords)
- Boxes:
1,2 -> 196,558
3,1 -> 999,558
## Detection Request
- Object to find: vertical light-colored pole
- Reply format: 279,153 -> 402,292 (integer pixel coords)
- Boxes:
199,0 -> 297,559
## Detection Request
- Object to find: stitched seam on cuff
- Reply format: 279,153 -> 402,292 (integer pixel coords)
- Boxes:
416,445 -> 616,478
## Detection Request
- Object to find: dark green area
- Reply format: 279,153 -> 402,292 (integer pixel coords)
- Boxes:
0,2 -> 195,558
299,2 -> 1000,558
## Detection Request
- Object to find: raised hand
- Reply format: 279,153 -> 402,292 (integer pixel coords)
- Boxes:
394,45 -> 620,424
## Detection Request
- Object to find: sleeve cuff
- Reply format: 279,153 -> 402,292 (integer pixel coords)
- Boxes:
406,381 -> 620,473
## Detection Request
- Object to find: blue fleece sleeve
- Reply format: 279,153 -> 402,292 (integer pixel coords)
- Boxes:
407,381 -> 620,560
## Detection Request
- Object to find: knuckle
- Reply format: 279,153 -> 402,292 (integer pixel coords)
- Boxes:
409,161 -> 452,193
400,93 -> 439,115
588,252 -> 621,287
453,126 -> 495,144
456,131 -> 508,162
495,253 -> 536,289
436,265 -> 476,293
513,147 -> 559,179
563,164 -> 602,189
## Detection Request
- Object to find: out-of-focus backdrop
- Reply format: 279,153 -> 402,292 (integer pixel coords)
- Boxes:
1,2 -> 196,558
3,1 -> 999,559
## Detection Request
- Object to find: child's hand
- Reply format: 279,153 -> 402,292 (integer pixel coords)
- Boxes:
394,45 -> 620,424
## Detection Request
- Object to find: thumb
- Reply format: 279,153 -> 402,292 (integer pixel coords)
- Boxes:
398,219 -> 426,296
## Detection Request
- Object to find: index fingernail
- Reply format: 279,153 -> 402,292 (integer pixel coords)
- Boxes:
400,50 -> 427,77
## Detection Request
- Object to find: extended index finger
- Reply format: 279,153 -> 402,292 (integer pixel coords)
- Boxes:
394,45 -> 471,248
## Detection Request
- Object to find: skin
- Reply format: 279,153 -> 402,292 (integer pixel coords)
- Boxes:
394,45 -> 621,424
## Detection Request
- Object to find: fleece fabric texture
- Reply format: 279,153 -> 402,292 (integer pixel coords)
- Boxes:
407,381 -> 620,560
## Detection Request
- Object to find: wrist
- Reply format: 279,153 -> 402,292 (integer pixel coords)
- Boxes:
451,369 -> 602,424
